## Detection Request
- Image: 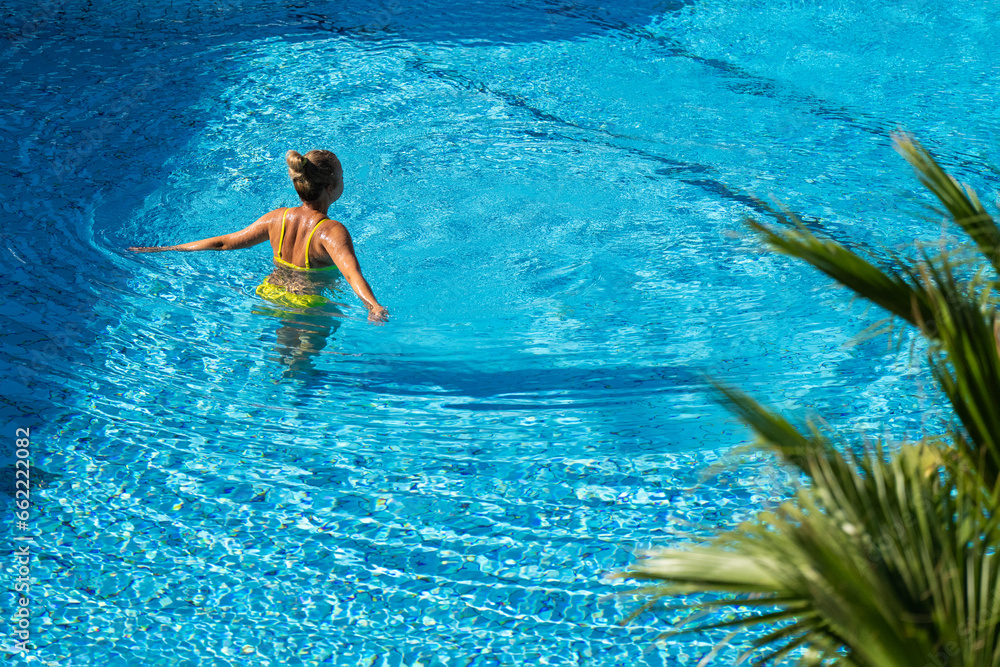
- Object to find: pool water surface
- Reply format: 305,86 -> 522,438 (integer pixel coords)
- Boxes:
2,0 -> 998,664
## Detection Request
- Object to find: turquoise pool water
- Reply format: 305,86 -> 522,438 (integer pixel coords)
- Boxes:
2,0 -> 998,664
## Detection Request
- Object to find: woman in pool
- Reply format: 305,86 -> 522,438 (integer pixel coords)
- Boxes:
130,149 -> 388,322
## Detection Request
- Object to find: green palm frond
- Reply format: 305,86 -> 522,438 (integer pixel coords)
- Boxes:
625,390 -> 1000,665
746,219 -> 935,330
617,138 -> 1000,665
748,138 -> 1000,486
893,135 -> 1000,274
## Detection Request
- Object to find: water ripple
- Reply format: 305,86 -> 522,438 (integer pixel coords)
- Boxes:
0,0 -> 977,663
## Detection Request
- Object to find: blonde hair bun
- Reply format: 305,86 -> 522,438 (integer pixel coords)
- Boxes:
285,149 -> 340,201
286,150 -> 310,175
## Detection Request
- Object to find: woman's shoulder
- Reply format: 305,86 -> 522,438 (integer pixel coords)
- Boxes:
316,218 -> 350,242
260,206 -> 294,222
320,216 -> 347,230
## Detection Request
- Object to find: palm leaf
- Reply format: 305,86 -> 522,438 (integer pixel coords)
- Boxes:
625,393 -> 1000,665
746,219 -> 935,330
617,138 -> 1000,665
746,139 -> 1000,487
893,135 -> 1000,274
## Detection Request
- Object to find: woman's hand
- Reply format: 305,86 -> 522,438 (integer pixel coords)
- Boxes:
128,246 -> 174,252
368,306 -> 389,323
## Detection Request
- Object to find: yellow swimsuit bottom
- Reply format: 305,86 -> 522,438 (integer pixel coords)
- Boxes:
256,208 -> 342,310
256,278 -> 331,309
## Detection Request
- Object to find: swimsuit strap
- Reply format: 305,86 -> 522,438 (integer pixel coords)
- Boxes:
276,207 -> 291,261
302,218 -> 331,270
273,208 -> 336,271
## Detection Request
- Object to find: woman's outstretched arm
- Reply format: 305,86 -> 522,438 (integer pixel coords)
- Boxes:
129,215 -> 271,252
323,224 -> 388,322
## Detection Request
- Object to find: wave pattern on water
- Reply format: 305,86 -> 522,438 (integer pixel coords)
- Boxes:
0,0 -> 976,663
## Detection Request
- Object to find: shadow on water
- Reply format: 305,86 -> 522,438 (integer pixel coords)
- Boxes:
290,0 -> 695,44
296,356 -> 706,410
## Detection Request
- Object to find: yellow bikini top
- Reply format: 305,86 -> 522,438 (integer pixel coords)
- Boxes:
275,207 -> 340,272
